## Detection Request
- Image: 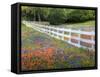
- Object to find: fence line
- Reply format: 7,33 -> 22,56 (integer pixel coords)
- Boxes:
23,21 -> 95,51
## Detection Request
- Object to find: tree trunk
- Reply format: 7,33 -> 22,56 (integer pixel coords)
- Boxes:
34,10 -> 36,21
38,12 -> 41,22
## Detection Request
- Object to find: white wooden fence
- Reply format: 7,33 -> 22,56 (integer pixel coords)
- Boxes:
23,21 -> 95,50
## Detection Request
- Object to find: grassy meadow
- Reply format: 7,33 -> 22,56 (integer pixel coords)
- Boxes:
21,23 -> 95,71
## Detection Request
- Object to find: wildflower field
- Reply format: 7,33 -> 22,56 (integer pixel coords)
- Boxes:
21,23 -> 95,71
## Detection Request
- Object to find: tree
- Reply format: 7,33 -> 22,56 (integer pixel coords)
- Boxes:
48,9 -> 66,25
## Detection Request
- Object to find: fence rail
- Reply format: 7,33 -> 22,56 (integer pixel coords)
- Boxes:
23,21 -> 95,50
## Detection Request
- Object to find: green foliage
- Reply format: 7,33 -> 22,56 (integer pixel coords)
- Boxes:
67,10 -> 95,23
21,6 -> 50,21
48,9 -> 66,25
21,6 -> 95,25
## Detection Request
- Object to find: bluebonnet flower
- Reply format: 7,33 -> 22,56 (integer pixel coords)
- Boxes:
68,56 -> 82,68
64,55 -> 69,61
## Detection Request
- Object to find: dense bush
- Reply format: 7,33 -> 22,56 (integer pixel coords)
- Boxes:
66,10 -> 95,23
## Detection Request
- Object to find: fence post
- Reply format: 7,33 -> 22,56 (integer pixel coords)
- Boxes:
62,28 -> 64,40
56,27 -> 59,39
49,26 -> 52,35
91,34 -> 94,49
69,29 -> 71,43
78,29 -> 81,47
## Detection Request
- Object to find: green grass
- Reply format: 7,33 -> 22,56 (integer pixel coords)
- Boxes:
63,20 -> 95,28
